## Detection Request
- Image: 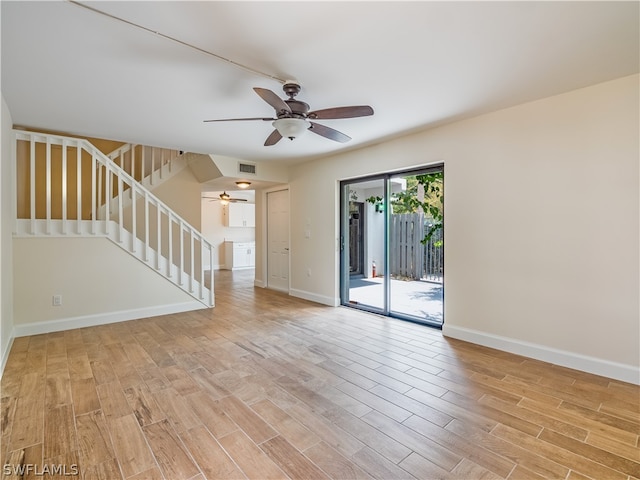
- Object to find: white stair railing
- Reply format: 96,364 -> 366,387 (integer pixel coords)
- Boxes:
12,130 -> 213,307
106,143 -> 181,186
99,144 -> 184,220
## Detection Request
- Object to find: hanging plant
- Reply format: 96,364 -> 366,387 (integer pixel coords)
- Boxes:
365,195 -> 384,213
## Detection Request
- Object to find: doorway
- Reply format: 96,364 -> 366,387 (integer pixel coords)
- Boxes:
340,166 -> 443,327
267,189 -> 290,292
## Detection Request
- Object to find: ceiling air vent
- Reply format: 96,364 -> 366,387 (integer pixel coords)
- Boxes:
238,162 -> 257,175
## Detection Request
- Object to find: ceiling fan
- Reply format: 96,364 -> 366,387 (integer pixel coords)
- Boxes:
203,192 -> 248,204
204,81 -> 374,146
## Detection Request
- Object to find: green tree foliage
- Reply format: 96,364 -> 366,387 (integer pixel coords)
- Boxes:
391,172 -> 443,244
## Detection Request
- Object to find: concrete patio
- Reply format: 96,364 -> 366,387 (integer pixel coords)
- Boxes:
348,275 -> 443,325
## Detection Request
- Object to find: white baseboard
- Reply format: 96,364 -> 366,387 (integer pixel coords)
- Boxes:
12,301 -> 206,338
0,335 -> 15,380
289,288 -> 339,307
442,324 -> 639,385
254,279 -> 266,288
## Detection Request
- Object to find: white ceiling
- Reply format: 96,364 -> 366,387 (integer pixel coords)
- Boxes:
2,1 -> 638,166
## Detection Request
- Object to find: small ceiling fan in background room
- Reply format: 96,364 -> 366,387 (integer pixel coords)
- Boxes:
203,191 -> 248,206
204,81 -> 374,146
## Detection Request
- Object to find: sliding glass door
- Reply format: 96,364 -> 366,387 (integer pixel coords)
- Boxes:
340,177 -> 386,312
340,166 -> 443,326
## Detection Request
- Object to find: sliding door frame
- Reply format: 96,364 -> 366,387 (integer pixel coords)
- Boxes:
339,174 -> 390,315
339,163 -> 444,326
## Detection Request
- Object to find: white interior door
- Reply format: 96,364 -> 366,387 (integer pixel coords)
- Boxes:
267,189 -> 289,292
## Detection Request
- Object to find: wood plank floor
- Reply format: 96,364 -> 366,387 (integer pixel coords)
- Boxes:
1,269 -> 638,480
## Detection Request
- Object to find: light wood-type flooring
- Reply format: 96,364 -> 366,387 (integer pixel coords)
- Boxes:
1,269 -> 639,480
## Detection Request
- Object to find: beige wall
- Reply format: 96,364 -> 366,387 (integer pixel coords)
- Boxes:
1,96 -> 14,372
151,167 -> 202,230
286,75 -> 639,379
13,237 -> 198,328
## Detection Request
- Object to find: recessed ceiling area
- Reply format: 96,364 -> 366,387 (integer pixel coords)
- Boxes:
2,1 -> 638,165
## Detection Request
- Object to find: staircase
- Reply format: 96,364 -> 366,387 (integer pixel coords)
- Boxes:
98,144 -> 187,219
106,143 -> 184,188
12,130 -> 214,307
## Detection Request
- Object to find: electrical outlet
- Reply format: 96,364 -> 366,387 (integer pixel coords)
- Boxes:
52,294 -> 62,306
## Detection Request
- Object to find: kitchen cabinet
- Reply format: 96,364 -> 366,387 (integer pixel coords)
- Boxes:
224,203 -> 255,228
224,241 -> 255,270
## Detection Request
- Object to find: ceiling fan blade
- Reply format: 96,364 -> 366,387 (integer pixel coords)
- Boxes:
309,122 -> 351,143
308,105 -> 374,120
254,88 -> 292,114
264,129 -> 283,146
203,117 -> 274,122
229,198 -> 248,202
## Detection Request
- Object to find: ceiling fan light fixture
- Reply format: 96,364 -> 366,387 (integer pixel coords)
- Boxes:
235,181 -> 251,189
273,118 -> 310,140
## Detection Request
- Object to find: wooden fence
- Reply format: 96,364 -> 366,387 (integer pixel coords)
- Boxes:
390,213 -> 443,283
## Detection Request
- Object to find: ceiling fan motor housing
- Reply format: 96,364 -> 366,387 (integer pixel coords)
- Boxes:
283,81 -> 301,98
281,99 -> 310,119
279,82 -> 308,119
